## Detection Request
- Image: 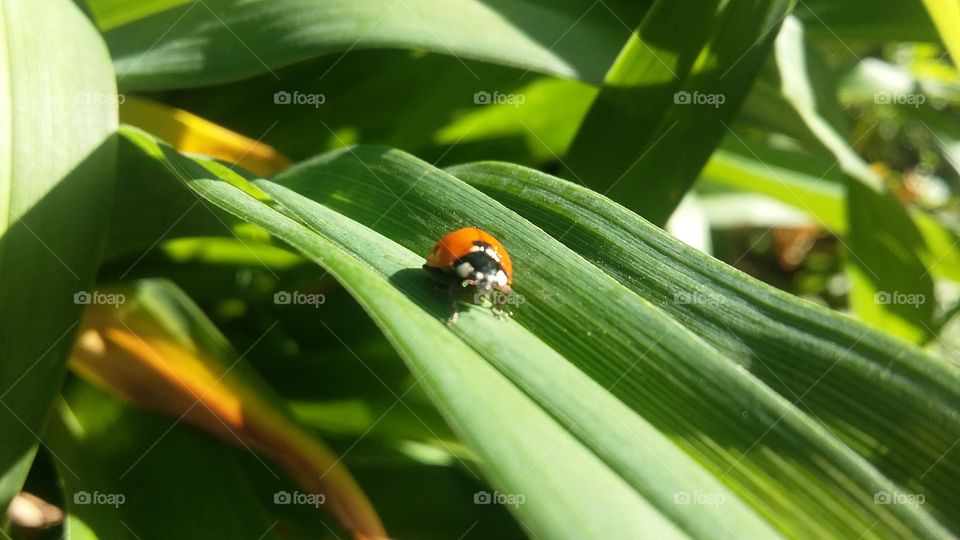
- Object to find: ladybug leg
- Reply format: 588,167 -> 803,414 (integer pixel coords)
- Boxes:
446,303 -> 459,326
446,284 -> 460,326
492,286 -> 513,319
492,295 -> 512,319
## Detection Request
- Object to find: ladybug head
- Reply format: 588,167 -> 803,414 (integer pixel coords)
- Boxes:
453,244 -> 511,294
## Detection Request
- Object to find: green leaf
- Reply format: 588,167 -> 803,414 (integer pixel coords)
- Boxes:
846,182 -> 936,342
700,143 -> 847,233
90,0 -> 647,91
914,213 -> 960,284
700,133 -> 960,287
450,159 -> 960,536
797,0 -> 939,42
0,0 -> 117,512
770,16 -> 935,342
563,0 -> 794,224
66,278 -> 386,537
87,0 -> 194,30
166,138 -> 723,539
921,0 -> 960,67
141,50 -> 597,167
46,379 -> 282,540
118,126 -> 957,538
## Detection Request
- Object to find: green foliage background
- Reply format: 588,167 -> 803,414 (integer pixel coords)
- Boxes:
2,0 -> 960,538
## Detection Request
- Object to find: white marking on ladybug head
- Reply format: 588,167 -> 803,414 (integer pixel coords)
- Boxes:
494,270 -> 508,286
455,261 -> 474,278
485,248 -> 502,262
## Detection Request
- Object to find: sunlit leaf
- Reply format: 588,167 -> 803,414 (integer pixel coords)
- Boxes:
115,126 -> 958,538
90,0 -> 648,91
772,16 -> 935,342
563,0 -> 794,224
0,0 -> 116,512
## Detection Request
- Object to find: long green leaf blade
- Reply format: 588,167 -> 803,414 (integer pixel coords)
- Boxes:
771,16 -> 935,342
450,159 -> 960,534
262,145 -> 951,537
117,126 -> 957,537
563,0 -> 794,224
0,0 -> 117,512
91,0 -> 647,91
120,128 -> 700,538
922,0 -> 960,67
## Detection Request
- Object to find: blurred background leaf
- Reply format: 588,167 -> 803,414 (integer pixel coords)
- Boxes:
563,0 -> 795,224
46,380 -> 283,540
764,16 -> 937,342
88,0 -> 650,91
66,279 -> 385,538
119,96 -> 291,176
922,0 -> 960,67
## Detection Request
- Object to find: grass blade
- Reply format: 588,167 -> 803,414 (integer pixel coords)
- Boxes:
451,159 -> 960,534
90,0 -> 647,91
0,0 -> 116,512
563,0 -> 794,224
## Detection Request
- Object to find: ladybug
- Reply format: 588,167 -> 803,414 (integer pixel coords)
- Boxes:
423,227 -> 514,324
